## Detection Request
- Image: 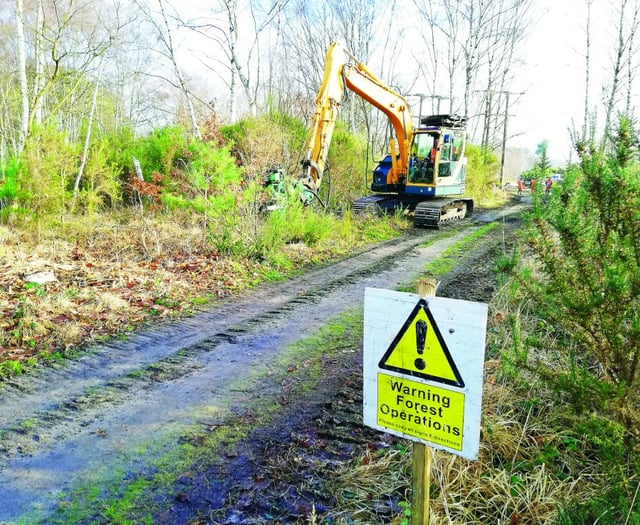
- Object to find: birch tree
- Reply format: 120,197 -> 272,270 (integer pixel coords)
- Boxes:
133,0 -> 203,138
279,0 -> 395,148
14,0 -> 123,144
601,0 -> 640,148
182,0 -> 290,121
582,0 -> 593,144
412,0 -> 533,147
16,0 -> 29,152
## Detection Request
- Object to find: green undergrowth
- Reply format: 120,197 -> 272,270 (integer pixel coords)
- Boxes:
494,119 -> 640,524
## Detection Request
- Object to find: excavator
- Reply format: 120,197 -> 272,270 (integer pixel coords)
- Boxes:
298,41 -> 473,229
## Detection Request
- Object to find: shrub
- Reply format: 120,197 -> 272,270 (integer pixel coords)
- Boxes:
19,126 -> 80,218
320,122 -> 369,212
220,114 -> 369,212
220,112 -> 307,182
0,157 -> 23,215
513,115 -> 640,459
73,140 -> 122,213
464,144 -> 500,202
138,127 -> 190,179
495,117 -> 640,523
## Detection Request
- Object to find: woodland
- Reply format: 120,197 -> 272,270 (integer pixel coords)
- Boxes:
1,0 -> 640,523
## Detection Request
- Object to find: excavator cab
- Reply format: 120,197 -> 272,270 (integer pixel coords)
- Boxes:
408,132 -> 438,184
406,115 -> 468,199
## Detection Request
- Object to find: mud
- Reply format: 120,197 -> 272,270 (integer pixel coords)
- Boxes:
0,203 -> 525,524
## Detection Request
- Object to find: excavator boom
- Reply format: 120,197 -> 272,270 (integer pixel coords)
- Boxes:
301,42 -> 413,192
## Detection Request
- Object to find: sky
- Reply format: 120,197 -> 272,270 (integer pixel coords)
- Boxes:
510,0 -> 612,165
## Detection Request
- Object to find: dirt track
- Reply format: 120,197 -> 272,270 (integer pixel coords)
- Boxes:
0,203 -> 525,524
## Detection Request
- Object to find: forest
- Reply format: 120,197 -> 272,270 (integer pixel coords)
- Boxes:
2,1 -> 640,523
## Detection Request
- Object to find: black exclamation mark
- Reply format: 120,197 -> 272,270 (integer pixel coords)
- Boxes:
414,320 -> 427,370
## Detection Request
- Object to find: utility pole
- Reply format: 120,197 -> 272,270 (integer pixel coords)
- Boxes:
475,89 -> 523,186
499,91 -> 523,186
411,94 -> 450,125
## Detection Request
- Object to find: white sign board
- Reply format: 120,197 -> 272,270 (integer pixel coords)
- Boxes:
363,287 -> 488,460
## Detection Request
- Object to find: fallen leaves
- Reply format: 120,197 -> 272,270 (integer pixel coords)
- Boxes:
0,221 -> 264,374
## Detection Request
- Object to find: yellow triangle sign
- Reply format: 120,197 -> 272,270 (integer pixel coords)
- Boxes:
378,299 -> 464,387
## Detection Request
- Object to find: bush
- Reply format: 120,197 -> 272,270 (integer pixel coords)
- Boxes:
0,157 -> 22,215
19,126 -> 80,218
220,112 -> 307,182
520,119 -> 640,440
321,122 -> 369,212
220,114 -> 369,212
132,126 -> 190,180
464,144 -> 500,201
503,118 -> 640,522
73,140 -> 122,213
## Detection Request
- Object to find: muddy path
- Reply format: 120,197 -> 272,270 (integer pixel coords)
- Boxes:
0,203 -> 525,524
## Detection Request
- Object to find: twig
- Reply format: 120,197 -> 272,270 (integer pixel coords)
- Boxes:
623,480 -> 640,525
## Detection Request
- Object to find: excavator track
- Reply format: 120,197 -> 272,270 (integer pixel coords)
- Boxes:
413,198 -> 474,229
353,195 -> 474,229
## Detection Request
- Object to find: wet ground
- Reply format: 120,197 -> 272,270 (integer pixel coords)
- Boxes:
0,203 -> 525,524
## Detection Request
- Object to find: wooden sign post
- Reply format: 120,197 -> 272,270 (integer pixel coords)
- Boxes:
412,278 -> 437,525
363,280 -> 488,524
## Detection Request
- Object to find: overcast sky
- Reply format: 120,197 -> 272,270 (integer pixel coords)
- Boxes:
511,0 -> 613,164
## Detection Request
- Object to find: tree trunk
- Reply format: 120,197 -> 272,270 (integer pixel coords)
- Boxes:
602,0 -> 629,149
16,0 -> 29,152
33,0 -> 45,126
158,0 -> 202,139
74,82 -> 100,198
582,0 -> 593,143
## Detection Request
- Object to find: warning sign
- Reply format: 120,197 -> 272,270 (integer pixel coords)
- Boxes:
378,299 -> 464,387
363,288 -> 488,460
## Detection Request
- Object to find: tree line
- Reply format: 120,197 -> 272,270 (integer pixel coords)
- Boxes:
1,0 -> 638,208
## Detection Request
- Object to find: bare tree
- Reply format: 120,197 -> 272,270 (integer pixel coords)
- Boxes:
73,80 -> 98,197
181,0 -> 290,121
14,0 -> 123,145
128,0 -> 203,138
279,0 -> 394,132
582,0 -> 593,144
160,0 -> 202,138
32,0 -> 46,126
15,0 -> 29,152
412,0 -> 533,147
602,0 -> 640,148
624,6 -> 639,116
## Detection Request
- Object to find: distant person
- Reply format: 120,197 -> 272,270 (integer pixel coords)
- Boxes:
545,177 -> 553,193
517,178 -> 524,195
530,178 -> 536,193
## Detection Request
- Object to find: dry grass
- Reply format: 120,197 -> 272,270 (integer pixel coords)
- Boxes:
310,316 -> 603,525
0,211 -> 267,366
1,209 -> 396,373
313,382 -> 590,524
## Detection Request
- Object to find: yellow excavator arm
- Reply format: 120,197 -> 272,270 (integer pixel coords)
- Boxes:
300,41 -> 414,194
